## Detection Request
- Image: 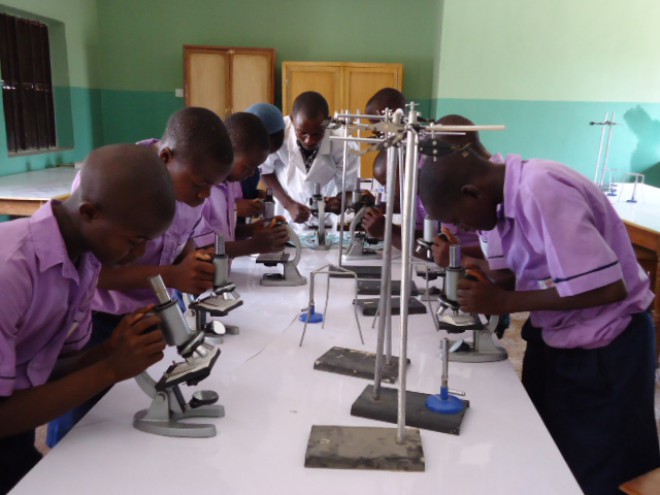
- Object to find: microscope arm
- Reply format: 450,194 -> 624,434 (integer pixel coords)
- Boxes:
286,223 -> 302,266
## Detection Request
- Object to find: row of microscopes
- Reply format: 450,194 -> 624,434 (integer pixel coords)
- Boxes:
131,105 -> 506,440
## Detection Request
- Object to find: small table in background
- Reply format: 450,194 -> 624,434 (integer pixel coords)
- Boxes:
609,182 -> 660,358
0,166 -> 77,216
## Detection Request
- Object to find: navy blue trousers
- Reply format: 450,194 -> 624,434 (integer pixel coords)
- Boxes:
522,312 -> 660,495
46,311 -> 123,447
0,429 -> 41,494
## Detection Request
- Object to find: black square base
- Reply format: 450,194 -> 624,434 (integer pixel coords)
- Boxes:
357,279 -> 419,296
305,425 -> 425,472
328,265 -> 382,279
351,384 -> 468,435
314,346 -> 410,384
354,297 -> 427,316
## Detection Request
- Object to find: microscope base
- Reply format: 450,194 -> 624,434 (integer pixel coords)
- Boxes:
305,425 -> 424,472
133,394 -> 224,438
314,346 -> 409,384
351,385 -> 468,435
448,330 -> 508,363
260,262 -> 307,286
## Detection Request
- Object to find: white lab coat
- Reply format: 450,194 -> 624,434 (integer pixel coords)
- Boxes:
260,116 -> 359,224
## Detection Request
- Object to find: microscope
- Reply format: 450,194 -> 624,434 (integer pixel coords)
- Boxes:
133,274 -> 224,438
254,191 -> 306,286
307,182 -> 330,249
434,244 -> 507,363
189,234 -> 243,336
343,180 -> 381,261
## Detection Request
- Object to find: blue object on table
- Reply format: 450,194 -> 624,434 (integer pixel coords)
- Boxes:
425,386 -> 466,415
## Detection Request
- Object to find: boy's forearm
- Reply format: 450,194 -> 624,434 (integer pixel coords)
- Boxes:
50,343 -> 112,381
502,280 -> 627,314
98,264 -> 175,291
0,360 -> 117,438
225,239 -> 258,257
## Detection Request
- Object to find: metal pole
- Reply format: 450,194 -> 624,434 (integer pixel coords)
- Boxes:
397,103 -> 419,443
592,112 -> 608,184
373,109 -> 397,399
600,112 -> 616,190
337,111 -> 350,267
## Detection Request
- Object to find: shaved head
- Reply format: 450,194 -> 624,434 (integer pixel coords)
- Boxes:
418,147 -> 500,230
292,91 -> 329,120
436,114 -> 491,159
366,88 -> 406,116
77,144 -> 175,232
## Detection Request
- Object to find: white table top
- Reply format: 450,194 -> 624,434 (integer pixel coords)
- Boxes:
608,182 -> 660,233
12,248 -> 581,495
0,166 -> 77,201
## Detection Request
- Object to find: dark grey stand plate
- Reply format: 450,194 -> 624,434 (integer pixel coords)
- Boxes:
314,346 -> 410,383
351,384 -> 468,435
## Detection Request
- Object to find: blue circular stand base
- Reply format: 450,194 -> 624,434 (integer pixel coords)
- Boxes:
299,310 -> 324,323
425,393 -> 466,415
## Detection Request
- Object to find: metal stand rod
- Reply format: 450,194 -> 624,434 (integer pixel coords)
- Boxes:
600,112 -> 616,190
373,109 -> 398,399
397,104 -> 419,443
337,111 -> 350,267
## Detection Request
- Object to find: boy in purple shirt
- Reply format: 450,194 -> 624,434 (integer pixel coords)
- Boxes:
0,144 -> 175,492
196,112 -> 289,256
49,107 -> 234,446
418,146 -> 659,495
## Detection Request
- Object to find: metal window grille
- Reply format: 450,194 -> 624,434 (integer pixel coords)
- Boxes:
0,12 -> 56,153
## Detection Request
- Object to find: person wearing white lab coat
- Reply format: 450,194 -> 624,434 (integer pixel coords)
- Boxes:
260,91 -> 359,227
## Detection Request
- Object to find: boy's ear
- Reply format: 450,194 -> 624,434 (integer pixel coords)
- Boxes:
79,201 -> 100,222
159,146 -> 174,164
460,184 -> 481,200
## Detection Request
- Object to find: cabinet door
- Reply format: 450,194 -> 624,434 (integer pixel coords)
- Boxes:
282,62 -> 342,116
343,64 -> 403,178
231,49 -> 276,113
343,64 -> 403,115
184,46 -> 230,119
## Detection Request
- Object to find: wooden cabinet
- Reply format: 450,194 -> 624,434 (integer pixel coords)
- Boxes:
184,45 -> 276,119
282,61 -> 403,178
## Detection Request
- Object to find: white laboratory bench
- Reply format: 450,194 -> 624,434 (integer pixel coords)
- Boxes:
11,248 -> 581,495
0,166 -> 77,216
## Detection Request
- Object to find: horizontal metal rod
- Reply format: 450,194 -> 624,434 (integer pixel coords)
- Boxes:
334,112 -> 387,120
329,136 -> 384,144
424,124 -> 506,132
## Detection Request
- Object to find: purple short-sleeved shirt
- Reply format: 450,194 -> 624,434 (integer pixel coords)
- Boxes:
497,155 -> 653,349
0,201 -> 101,395
73,139 -> 205,315
195,181 -> 240,247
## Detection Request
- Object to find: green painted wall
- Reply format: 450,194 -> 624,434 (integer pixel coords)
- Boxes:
95,0 -> 439,143
433,0 -> 660,185
0,1 -> 103,177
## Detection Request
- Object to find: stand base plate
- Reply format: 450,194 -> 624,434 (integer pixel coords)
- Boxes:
351,385 -> 468,435
314,346 -> 409,384
305,425 -> 425,472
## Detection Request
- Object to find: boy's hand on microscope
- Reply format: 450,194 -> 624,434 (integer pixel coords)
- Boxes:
432,236 -> 451,267
457,264 -> 510,315
361,208 -> 385,239
170,250 -> 215,295
324,196 -> 342,214
105,306 -> 166,381
253,223 -> 289,253
285,200 -> 311,223
236,198 -> 263,218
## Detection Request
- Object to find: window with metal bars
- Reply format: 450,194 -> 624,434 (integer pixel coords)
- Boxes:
0,12 -> 56,153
